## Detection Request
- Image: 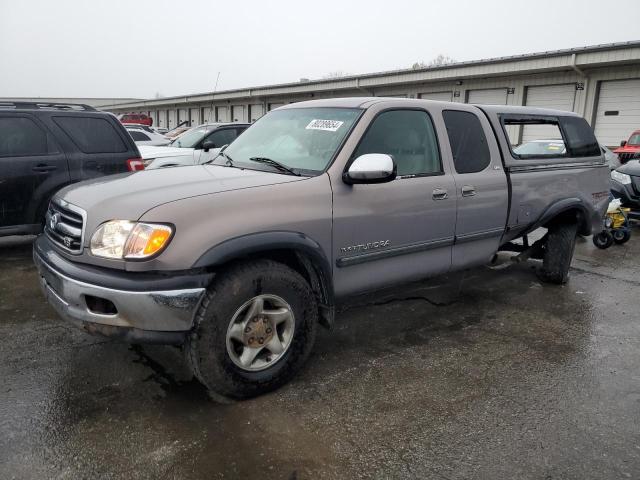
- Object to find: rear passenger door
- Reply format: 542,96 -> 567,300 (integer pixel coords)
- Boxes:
442,109 -> 509,268
0,115 -> 70,229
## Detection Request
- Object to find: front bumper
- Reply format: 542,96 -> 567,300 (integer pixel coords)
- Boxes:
33,236 -> 210,344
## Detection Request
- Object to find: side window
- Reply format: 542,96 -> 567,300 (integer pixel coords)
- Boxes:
53,116 -> 128,154
205,128 -> 237,148
130,131 -> 150,141
443,110 -> 491,173
559,116 -> 600,157
0,117 -> 49,157
502,116 -> 567,159
352,110 -> 441,176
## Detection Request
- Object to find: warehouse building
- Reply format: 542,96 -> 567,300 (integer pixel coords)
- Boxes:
106,41 -> 640,147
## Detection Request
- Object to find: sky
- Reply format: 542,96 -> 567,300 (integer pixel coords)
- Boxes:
1,0 -> 639,99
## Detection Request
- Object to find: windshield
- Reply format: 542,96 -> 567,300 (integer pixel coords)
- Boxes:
170,125 -> 216,148
628,133 -> 640,145
212,107 -> 362,175
513,140 -> 566,156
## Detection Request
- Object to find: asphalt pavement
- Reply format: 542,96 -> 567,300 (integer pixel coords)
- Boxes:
1,230 -> 639,479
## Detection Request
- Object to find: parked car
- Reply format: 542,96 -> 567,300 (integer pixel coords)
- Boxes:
0,102 -> 141,237
124,125 -> 171,146
610,160 -> 640,210
142,122 -> 249,168
34,98 -> 609,400
514,139 -> 620,170
117,113 -> 153,126
613,130 -> 640,163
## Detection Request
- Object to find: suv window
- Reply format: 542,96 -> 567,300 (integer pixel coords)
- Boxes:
0,117 -> 50,157
443,110 -> 491,173
130,131 -> 150,141
54,116 -> 127,154
352,110 -> 441,176
204,128 -> 237,148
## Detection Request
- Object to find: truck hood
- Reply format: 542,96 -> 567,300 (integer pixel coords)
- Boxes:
617,160 -> 640,176
56,165 -> 305,226
138,145 -> 195,159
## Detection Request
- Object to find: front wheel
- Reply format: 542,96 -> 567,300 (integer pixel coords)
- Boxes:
185,260 -> 318,400
540,222 -> 578,284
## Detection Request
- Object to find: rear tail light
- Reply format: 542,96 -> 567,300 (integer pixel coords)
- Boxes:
127,157 -> 145,171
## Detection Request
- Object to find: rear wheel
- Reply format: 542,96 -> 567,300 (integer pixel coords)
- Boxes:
612,229 -> 631,244
592,231 -> 614,249
540,222 -> 578,284
185,260 -> 318,400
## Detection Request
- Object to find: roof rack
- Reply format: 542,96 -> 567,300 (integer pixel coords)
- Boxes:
0,102 -> 96,111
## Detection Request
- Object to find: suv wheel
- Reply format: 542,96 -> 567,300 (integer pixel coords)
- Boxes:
185,260 -> 318,400
540,222 -> 578,284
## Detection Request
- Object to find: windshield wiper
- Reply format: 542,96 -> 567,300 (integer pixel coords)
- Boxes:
249,157 -> 300,176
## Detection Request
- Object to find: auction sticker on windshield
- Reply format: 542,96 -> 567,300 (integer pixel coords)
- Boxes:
306,119 -> 344,132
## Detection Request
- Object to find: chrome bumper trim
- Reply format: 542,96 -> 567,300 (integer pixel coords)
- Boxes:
35,252 -> 204,332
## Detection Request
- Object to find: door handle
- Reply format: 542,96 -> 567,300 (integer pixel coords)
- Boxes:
32,164 -> 57,173
461,185 -> 476,197
432,188 -> 448,200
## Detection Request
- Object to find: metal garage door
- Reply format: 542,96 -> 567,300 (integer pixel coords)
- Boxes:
594,79 -> 640,147
157,110 -> 167,127
466,88 -> 508,105
216,106 -> 229,122
231,105 -> 246,122
168,110 -> 177,128
178,109 -> 188,125
203,107 -> 213,123
521,84 -> 577,142
268,103 -> 285,111
189,108 -> 200,126
249,104 -> 264,122
419,91 -> 452,102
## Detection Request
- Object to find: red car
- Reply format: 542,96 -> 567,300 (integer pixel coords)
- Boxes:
117,113 -> 153,126
613,130 -> 640,163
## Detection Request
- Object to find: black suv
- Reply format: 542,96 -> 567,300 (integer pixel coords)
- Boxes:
0,102 -> 141,237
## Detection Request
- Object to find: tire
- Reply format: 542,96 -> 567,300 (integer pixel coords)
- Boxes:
185,259 -> 318,400
612,229 -> 631,244
540,222 -> 578,284
592,231 -> 614,249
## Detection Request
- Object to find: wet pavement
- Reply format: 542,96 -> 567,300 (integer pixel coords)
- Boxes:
1,230 -> 639,479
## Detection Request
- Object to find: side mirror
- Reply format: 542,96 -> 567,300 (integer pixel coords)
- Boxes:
202,139 -> 216,152
621,140 -> 627,147
343,153 -> 396,185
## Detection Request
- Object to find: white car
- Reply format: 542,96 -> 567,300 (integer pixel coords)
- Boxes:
125,125 -> 171,146
141,122 -> 249,169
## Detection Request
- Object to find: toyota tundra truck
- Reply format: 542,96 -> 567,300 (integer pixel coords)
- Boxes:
34,98 -> 610,399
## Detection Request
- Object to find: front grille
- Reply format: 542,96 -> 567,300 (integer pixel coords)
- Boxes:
619,152 -> 638,163
45,200 -> 86,254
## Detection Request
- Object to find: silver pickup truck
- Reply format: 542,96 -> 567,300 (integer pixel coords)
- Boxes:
34,98 -> 609,399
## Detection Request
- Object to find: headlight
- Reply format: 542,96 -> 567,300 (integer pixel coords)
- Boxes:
90,221 -> 173,259
611,170 -> 632,185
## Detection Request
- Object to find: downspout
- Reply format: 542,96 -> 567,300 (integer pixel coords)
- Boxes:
569,53 -> 585,76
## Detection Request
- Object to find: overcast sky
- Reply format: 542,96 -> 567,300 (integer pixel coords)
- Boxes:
1,0 -> 638,99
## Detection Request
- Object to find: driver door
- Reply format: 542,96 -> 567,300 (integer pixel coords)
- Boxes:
330,108 -> 457,297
